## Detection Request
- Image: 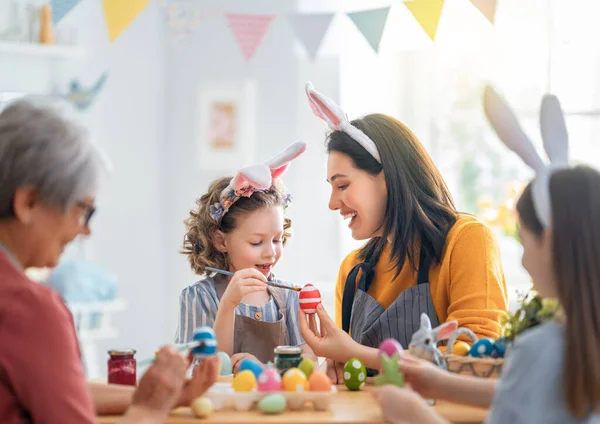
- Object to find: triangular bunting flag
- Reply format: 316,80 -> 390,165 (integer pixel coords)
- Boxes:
347,7 -> 390,53
469,0 -> 497,24
51,0 -> 82,24
102,0 -> 149,42
287,13 -> 334,61
226,14 -> 276,61
404,0 -> 446,41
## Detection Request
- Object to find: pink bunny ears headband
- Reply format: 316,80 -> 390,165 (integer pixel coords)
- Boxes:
305,82 -> 381,163
483,85 -> 570,229
209,142 -> 307,223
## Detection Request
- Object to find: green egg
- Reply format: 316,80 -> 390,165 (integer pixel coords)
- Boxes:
298,358 -> 314,380
343,358 -> 366,391
258,394 -> 287,414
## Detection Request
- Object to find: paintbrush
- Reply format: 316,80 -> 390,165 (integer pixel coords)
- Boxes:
206,266 -> 301,292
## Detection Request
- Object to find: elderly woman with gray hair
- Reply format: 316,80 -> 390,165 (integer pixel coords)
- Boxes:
0,98 -> 217,424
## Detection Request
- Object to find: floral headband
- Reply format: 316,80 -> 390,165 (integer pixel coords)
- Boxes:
483,85 -> 569,229
305,81 -> 381,163
209,142 -> 307,223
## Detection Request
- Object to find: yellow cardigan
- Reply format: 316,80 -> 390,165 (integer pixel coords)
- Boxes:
334,214 -> 509,341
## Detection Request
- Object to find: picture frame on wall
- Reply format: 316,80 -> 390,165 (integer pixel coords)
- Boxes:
196,80 -> 256,170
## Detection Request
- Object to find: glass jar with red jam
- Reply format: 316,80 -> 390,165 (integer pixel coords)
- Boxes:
107,349 -> 137,386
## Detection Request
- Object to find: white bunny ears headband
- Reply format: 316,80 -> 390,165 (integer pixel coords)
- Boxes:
483,85 -> 570,229
305,82 -> 382,163
209,142 -> 306,223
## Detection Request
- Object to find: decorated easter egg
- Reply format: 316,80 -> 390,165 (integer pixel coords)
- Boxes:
451,341 -> 471,356
343,358 -> 366,391
493,338 -> 508,358
258,394 -> 286,414
238,358 -> 264,379
192,326 -> 217,357
258,368 -> 282,392
217,351 -> 232,375
379,339 -> 403,358
190,396 -> 213,418
298,358 -> 314,379
232,370 -> 257,392
282,368 -> 308,392
469,339 -> 494,358
308,371 -> 332,392
299,284 -> 321,314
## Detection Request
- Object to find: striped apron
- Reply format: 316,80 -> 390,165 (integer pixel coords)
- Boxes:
214,280 -> 290,364
341,244 -> 440,373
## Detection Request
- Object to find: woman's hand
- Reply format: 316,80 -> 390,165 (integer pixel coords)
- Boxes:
178,354 -> 219,406
298,304 -> 358,363
220,268 -> 267,309
324,359 -> 345,384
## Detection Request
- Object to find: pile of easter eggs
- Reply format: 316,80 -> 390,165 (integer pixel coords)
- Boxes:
229,358 -> 333,413
451,337 -> 508,359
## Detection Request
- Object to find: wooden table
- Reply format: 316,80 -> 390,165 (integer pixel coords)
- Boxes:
97,386 -> 487,424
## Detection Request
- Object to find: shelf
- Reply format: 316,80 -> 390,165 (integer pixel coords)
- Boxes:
0,41 -> 85,59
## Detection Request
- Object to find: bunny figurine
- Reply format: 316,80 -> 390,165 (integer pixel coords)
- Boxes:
409,314 -> 458,369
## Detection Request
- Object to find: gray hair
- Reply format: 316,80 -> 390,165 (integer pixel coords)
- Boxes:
0,96 -> 111,218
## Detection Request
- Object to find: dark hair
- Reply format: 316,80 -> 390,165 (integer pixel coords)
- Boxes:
516,166 -> 600,418
327,113 -> 457,273
182,177 -> 292,274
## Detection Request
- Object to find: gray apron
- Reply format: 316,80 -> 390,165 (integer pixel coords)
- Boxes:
214,279 -> 290,364
342,244 -> 440,375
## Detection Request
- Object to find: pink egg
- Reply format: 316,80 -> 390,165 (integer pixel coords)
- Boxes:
299,284 -> 321,314
379,339 -> 403,358
257,368 -> 282,392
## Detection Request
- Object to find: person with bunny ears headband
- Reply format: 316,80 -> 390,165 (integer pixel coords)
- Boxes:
298,82 -> 508,381
373,87 -> 600,424
175,142 -> 316,366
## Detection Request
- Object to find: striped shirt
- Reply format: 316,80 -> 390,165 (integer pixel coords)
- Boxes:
175,276 -> 304,346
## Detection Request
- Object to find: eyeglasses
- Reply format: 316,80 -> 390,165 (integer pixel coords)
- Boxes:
76,201 -> 96,228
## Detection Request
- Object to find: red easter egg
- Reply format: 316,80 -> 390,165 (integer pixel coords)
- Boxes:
299,284 -> 321,314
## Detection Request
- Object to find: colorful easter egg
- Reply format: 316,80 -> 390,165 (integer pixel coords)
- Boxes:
298,358 -> 314,379
217,351 -> 232,375
451,341 -> 471,356
299,284 -> 321,314
308,371 -> 332,392
232,370 -> 257,392
192,326 -> 217,357
343,358 -> 366,391
258,368 -> 282,392
493,337 -> 508,358
258,394 -> 286,414
190,396 -> 213,418
282,368 -> 307,392
238,358 -> 264,379
379,339 -> 403,358
469,338 -> 494,358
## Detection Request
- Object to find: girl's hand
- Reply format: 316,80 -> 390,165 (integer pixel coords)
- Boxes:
220,268 -> 267,309
375,385 -> 447,424
230,352 -> 264,374
397,355 -> 450,400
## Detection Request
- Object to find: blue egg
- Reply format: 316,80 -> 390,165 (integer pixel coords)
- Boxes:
469,338 -> 494,358
192,326 -> 217,357
493,338 -> 508,358
238,358 -> 264,379
217,351 -> 232,375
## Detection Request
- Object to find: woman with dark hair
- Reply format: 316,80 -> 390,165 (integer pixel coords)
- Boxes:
300,83 -> 508,381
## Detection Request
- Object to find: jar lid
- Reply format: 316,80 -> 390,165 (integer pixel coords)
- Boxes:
108,349 -> 136,356
274,345 -> 302,355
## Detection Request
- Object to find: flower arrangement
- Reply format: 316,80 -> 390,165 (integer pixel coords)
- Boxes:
501,291 -> 560,342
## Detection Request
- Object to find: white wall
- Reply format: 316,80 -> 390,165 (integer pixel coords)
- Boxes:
53,1 -> 167,373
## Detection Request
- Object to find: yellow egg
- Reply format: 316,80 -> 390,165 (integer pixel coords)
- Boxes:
232,370 -> 257,392
451,341 -> 471,356
282,368 -> 307,392
190,396 -> 213,418
308,371 -> 332,392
